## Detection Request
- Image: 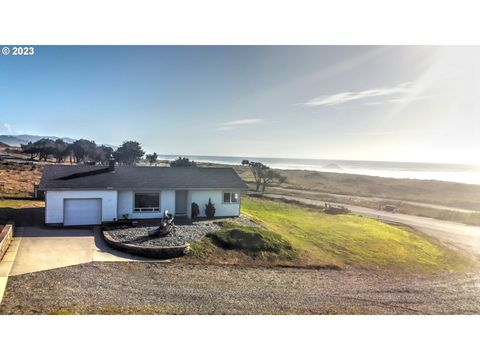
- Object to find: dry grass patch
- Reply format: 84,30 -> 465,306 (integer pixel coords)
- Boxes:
0,162 -> 43,197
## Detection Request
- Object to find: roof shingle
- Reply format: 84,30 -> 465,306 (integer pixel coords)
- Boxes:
39,165 -> 248,191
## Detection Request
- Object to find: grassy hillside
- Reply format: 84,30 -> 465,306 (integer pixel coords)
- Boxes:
239,196 -> 469,272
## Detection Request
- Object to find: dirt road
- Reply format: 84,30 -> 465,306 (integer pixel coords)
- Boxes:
270,187 -> 478,213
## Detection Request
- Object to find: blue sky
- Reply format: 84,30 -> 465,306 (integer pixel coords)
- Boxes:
1,46 -> 479,164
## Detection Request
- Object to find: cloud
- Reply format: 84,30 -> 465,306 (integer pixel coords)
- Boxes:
215,118 -> 266,131
221,118 -> 265,126
0,123 -> 18,134
363,95 -> 432,106
300,82 -> 414,107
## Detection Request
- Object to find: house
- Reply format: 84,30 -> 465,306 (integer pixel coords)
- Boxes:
38,160 -> 248,226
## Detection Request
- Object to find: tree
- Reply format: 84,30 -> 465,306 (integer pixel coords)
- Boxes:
243,160 -> 285,192
259,168 -> 286,193
92,145 -> 114,164
66,144 -> 74,164
52,139 -> 69,162
145,152 -> 158,165
71,139 -> 97,163
170,156 -> 197,167
191,202 -> 200,219
40,139 -> 56,161
21,141 -> 40,160
22,138 -> 56,161
114,141 -> 145,166
205,198 -> 216,218
20,137 -> 113,165
247,161 -> 269,191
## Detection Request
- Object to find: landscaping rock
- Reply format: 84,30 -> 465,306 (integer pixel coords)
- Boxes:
107,221 -> 221,247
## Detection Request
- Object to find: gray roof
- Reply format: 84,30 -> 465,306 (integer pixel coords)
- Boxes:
39,165 -> 248,191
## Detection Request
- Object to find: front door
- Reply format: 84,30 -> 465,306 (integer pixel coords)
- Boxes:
175,190 -> 188,216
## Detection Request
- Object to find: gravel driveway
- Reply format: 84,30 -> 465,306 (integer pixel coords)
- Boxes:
1,263 -> 479,314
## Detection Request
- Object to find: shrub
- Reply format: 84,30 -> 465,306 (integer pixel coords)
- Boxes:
205,198 -> 216,218
191,202 -> 200,218
170,156 -> 197,167
207,224 -> 297,259
324,203 -> 350,215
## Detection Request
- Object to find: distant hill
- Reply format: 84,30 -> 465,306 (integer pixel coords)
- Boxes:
0,134 -> 76,147
324,163 -> 342,170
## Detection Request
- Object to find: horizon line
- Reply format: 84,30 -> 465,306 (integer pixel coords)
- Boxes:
155,154 -> 480,167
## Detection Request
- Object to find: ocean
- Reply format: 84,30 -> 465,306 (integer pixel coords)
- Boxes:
159,155 -> 480,185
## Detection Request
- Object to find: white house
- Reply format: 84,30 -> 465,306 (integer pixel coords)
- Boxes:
39,161 -> 248,226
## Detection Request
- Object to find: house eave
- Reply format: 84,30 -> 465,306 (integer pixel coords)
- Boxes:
40,186 -> 249,192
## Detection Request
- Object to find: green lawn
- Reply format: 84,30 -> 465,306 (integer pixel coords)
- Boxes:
240,196 -> 469,271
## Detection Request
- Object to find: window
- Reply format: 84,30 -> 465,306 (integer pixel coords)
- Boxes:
223,191 -> 239,203
134,192 -> 160,212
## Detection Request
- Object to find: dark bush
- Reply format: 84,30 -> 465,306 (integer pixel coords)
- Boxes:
207,224 -> 297,259
170,156 -> 197,167
205,198 -> 216,218
324,203 -> 350,215
191,202 -> 200,218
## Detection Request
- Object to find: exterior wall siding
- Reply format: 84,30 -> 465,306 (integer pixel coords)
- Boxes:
117,190 -> 176,219
186,191 -> 193,218
45,190 -> 118,224
45,188 -> 242,224
190,189 -> 241,217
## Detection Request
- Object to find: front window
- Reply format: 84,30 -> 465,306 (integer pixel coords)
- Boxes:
223,191 -> 239,203
134,192 -> 160,212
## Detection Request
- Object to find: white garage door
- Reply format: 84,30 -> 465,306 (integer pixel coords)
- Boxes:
64,198 -> 102,226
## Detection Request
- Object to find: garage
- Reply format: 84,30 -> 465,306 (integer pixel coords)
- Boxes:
63,198 -> 102,226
